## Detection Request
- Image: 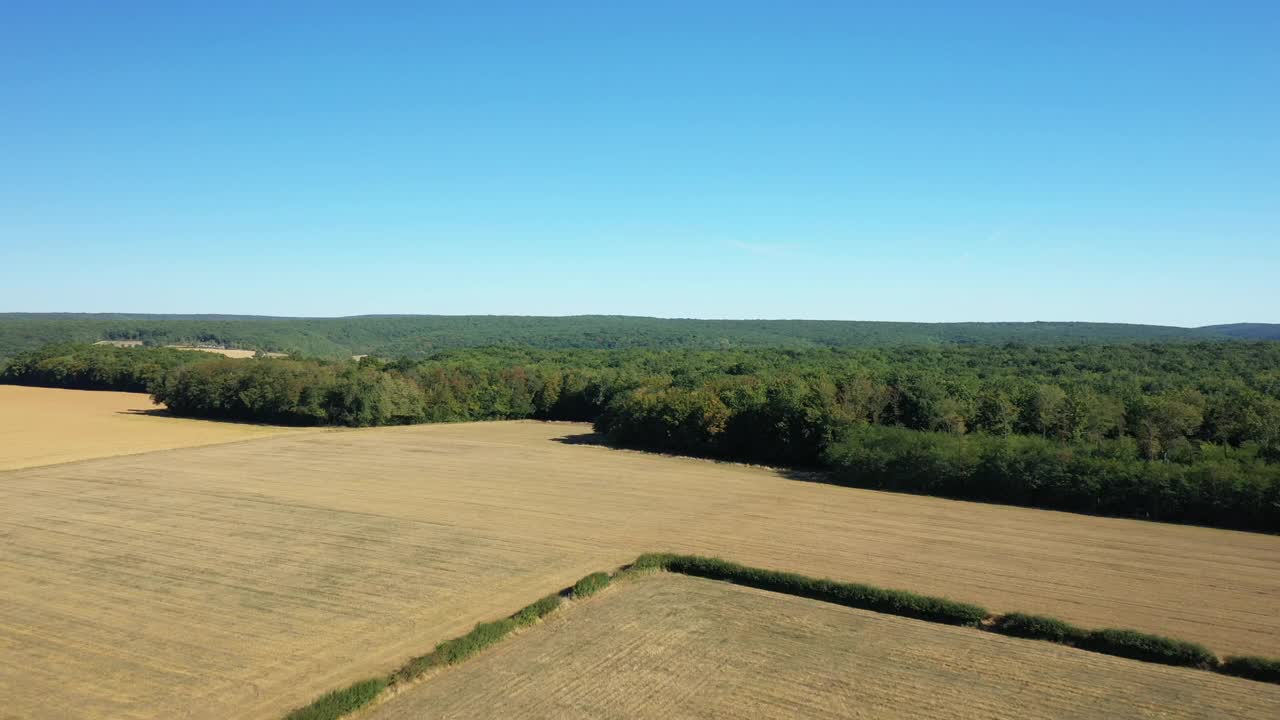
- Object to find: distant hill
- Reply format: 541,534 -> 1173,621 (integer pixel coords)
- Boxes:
1196,323 -> 1280,340
0,313 -> 1273,360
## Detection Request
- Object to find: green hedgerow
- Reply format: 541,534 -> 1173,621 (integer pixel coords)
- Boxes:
572,572 -> 611,598
1217,655 -> 1280,684
436,619 -> 516,665
636,554 -> 988,626
396,590 -> 572,683
1078,628 -> 1216,668
397,618 -> 517,681
515,593 -> 562,626
992,613 -> 1088,643
284,677 -> 388,720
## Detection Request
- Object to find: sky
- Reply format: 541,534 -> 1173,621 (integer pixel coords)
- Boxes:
1,2 -> 1277,325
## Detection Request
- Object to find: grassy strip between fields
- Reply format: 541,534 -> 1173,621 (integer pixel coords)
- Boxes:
632,553 -> 988,626
989,611 -> 1280,681
282,555 -> 1279,719
636,553 -> 1280,684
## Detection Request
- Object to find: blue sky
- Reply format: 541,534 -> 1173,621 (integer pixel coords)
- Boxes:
1,2 -> 1276,325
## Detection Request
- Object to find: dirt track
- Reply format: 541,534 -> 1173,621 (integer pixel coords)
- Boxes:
1,417 -> 1277,718
368,572 -> 1280,720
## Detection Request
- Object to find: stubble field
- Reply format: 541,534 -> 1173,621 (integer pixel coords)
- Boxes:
368,571 -> 1280,720
1,398 -> 1277,718
0,385 -> 299,470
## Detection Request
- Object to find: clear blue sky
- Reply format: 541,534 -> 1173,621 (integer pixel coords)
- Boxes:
2,2 -> 1276,325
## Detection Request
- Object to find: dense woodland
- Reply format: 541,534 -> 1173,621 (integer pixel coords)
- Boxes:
0,344 -> 217,392
2,313 -> 1278,360
4,341 -> 1279,532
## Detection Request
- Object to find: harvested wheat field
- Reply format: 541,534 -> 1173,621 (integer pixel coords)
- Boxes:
1,419 -> 1277,719
369,572 -> 1280,720
166,345 -> 287,358
0,385 -> 299,470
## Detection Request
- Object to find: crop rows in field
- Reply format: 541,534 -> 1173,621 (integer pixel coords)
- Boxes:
367,572 -> 1280,720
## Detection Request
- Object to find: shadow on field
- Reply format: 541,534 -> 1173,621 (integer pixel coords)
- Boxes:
551,431 -> 609,447
118,408 -> 177,418
550,431 -> 829,484
115,407 -> 293,428
548,429 -> 1280,533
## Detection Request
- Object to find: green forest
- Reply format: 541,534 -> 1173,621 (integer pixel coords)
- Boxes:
2,313 -> 1278,360
4,340 -> 1278,532
0,343 -> 215,392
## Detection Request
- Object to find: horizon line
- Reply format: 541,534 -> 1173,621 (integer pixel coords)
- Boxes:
0,311 -> 1272,330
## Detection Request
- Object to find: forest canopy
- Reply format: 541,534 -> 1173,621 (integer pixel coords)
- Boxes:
2,313 -> 1278,360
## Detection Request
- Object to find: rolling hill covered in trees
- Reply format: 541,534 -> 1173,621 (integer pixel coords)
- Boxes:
2,313 -> 1278,360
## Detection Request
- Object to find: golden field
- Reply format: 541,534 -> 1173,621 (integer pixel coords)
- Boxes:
369,572 -> 1280,720
166,345 -> 288,358
0,399 -> 1277,718
0,385 -> 299,470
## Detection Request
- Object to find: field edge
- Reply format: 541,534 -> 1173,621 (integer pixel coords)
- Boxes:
281,554 -> 1280,720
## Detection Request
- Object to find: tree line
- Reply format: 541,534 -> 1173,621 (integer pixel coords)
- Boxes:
0,343 -> 214,392
3,342 -> 1278,531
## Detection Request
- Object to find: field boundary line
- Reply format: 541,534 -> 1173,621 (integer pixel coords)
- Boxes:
637,553 -> 1280,684
0,425 -> 333,475
280,554 -> 1279,720
280,571 -> 616,720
